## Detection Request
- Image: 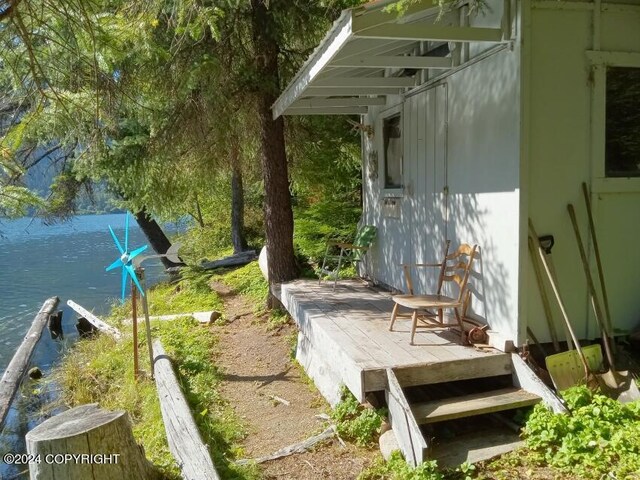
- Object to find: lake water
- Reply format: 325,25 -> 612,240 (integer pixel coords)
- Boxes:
0,214 -> 169,478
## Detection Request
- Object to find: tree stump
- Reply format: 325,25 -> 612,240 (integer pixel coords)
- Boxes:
26,404 -> 156,480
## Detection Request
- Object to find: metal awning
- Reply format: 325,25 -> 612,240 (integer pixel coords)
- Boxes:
272,0 -> 510,119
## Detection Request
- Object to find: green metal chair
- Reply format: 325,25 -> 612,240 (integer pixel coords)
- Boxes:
319,225 -> 377,289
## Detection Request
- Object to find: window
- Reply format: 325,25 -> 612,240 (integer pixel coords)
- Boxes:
606,67 -> 640,177
383,114 -> 403,189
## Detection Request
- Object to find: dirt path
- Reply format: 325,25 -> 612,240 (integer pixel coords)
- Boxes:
210,281 -> 377,479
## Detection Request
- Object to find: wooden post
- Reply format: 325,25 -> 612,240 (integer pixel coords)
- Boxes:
131,283 -> 140,380
137,267 -> 154,379
26,403 -> 156,480
0,297 -> 59,431
153,340 -> 220,480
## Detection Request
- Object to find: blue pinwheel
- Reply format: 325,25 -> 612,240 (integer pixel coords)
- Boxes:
105,213 -> 148,301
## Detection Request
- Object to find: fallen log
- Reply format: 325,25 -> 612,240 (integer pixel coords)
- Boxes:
153,340 -> 220,480
26,403 -> 155,480
200,251 -> 257,270
67,300 -> 122,340
235,426 -> 337,465
125,311 -> 221,325
0,297 -> 58,431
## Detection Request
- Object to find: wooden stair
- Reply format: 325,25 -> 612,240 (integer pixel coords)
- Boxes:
412,387 -> 541,424
385,354 -> 564,468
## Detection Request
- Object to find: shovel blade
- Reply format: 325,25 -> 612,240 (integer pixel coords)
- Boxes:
596,370 -> 640,404
546,345 -> 603,391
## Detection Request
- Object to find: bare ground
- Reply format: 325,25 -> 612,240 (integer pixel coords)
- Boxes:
209,281 -> 378,479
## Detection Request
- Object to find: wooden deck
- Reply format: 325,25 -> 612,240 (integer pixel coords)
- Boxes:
275,280 -> 512,404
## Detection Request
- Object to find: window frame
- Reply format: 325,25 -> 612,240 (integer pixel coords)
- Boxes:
588,51 -> 640,193
379,105 -> 405,196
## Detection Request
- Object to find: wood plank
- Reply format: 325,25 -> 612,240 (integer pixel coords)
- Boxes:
303,86 -> 404,96
394,354 -> 512,388
332,54 -> 451,69
413,388 -> 540,424
510,353 -> 567,414
431,427 -> 524,467
386,369 -> 428,467
67,300 -> 122,340
0,297 -> 59,431
353,24 -> 505,43
291,97 -> 387,108
153,340 -> 220,480
285,107 -> 369,115
312,77 -> 417,88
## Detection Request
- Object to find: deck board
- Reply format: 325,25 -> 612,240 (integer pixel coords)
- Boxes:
277,280 -> 511,400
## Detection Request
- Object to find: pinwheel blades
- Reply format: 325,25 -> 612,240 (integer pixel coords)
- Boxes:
105,212 -> 148,302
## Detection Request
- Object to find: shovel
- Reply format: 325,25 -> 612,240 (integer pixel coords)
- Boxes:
568,204 -> 640,403
529,220 -> 598,390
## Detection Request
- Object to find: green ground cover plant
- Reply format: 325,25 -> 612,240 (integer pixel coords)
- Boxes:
522,386 -> 640,479
331,388 -> 386,447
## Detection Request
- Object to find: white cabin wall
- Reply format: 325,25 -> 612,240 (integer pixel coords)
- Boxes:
362,95 -> 410,290
361,0 -> 523,342
526,2 -> 640,341
445,48 -> 521,342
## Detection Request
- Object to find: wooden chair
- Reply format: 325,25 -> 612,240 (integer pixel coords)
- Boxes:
319,225 -> 377,290
389,243 -> 478,346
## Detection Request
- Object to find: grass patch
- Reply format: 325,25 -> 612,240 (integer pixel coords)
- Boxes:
213,262 -> 268,307
55,270 -> 258,480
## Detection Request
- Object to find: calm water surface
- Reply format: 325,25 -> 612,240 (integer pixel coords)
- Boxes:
0,214 -> 169,478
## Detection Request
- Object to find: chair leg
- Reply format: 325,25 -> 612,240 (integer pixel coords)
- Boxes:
410,310 -> 418,346
454,308 -> 468,345
319,244 -> 331,285
438,308 -> 443,326
389,303 -> 399,331
333,248 -> 345,291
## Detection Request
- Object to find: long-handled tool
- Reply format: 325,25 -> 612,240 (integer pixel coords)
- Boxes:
529,219 -> 602,390
582,183 -> 616,352
568,204 -> 640,403
527,234 -> 560,352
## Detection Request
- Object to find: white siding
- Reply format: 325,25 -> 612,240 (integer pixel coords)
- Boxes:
526,3 -> 640,341
362,45 -> 522,342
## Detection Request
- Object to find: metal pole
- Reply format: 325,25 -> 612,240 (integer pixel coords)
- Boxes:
137,267 -> 155,378
131,281 -> 140,380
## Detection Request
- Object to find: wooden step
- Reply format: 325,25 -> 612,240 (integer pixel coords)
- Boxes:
431,427 -> 524,467
412,387 -> 540,424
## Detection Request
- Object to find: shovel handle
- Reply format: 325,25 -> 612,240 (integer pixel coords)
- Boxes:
536,238 -> 591,377
582,183 -> 616,352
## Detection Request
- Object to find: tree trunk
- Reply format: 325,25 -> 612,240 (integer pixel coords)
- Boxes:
134,208 -> 183,269
26,404 -> 157,480
250,0 -> 298,305
230,146 -> 247,254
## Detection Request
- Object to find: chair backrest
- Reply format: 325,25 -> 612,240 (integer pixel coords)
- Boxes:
437,243 -> 478,302
352,225 -> 377,261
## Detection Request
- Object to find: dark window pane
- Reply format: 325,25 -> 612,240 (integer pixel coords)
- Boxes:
606,67 -> 640,177
383,114 -> 403,188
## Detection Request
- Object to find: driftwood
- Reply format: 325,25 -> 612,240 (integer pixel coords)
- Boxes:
67,300 -> 122,340
0,297 -> 58,431
200,251 -> 257,270
236,426 -> 337,465
26,403 -> 155,480
153,340 -> 220,480
126,311 -> 221,325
